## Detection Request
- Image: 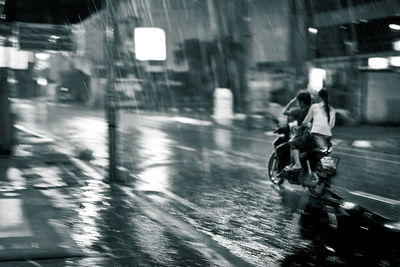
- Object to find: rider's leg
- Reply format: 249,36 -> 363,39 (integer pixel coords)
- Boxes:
292,149 -> 302,169
290,152 -> 294,166
290,136 -> 306,170
276,142 -> 291,171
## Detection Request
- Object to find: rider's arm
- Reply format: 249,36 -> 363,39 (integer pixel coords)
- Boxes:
302,104 -> 314,126
329,109 -> 336,129
282,97 -> 297,116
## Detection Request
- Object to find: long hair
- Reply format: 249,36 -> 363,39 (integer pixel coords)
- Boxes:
318,88 -> 330,123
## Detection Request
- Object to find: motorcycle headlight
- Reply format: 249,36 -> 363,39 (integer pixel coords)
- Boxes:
384,222 -> 400,231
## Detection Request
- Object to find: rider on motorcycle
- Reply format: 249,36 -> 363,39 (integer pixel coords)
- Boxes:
282,90 -> 312,128
275,91 -> 311,170
285,88 -> 336,173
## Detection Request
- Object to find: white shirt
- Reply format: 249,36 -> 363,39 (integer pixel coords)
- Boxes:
302,102 -> 336,136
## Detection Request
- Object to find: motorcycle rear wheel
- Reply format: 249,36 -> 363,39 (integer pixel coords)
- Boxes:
268,152 -> 284,185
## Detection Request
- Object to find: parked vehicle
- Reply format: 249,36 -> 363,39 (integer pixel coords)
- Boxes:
267,122 -> 338,196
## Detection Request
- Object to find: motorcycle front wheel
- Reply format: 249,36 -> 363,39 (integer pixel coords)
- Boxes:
268,152 -> 284,185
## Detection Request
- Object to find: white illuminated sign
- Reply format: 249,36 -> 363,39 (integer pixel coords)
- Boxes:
308,68 -> 326,91
389,24 -> 400,31
368,57 -> 389,69
0,46 -> 29,69
393,40 -> 400,51
390,56 -> 400,67
134,27 -> 166,61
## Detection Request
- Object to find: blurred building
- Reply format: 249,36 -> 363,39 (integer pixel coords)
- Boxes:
7,0 -> 399,124
68,0 -> 294,114
3,0 -> 399,124
304,0 -> 400,124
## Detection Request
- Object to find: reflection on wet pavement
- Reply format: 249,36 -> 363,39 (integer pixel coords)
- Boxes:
13,100 -> 400,265
214,128 -> 232,151
135,127 -> 174,193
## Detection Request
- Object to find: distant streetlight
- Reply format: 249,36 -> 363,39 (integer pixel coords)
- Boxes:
390,56 -> 400,67
389,24 -> 400,31
308,27 -> 318,34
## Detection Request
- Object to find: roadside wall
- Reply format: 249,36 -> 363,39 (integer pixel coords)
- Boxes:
364,71 -> 400,124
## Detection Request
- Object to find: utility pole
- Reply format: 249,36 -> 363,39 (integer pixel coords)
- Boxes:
347,0 -> 361,122
289,0 -> 307,88
303,0 -> 314,62
240,0 -> 252,117
104,0 -> 118,182
207,0 -> 251,115
0,25 -> 12,155
0,67 -> 11,155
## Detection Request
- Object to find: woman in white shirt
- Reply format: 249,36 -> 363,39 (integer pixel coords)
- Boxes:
286,88 -> 336,170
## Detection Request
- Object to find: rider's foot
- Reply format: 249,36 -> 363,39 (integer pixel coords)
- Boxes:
283,164 -> 302,171
283,164 -> 294,171
291,165 -> 302,170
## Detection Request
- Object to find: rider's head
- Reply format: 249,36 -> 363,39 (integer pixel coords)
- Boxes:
296,91 -> 311,108
317,88 -> 329,103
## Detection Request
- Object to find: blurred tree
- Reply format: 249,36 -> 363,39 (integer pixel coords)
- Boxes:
174,37 -> 244,111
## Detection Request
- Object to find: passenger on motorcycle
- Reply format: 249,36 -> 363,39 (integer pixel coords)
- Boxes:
285,88 -> 336,172
275,91 -> 311,170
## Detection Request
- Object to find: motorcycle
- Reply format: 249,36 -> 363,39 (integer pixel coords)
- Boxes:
267,121 -> 338,196
297,192 -> 400,266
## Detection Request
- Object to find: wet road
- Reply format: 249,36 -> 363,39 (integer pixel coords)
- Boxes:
11,99 -> 400,266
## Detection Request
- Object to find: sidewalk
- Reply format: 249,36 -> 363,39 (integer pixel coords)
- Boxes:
0,129 -> 252,266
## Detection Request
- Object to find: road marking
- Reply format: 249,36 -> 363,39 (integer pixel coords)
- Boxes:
349,191 -> 400,206
14,124 -> 54,142
171,116 -> 213,126
352,140 -> 372,148
333,151 -> 400,165
336,145 -> 400,159
174,145 -> 197,152
0,199 -> 33,238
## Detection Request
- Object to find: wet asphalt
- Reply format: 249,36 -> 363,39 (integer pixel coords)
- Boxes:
6,98 -> 400,266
